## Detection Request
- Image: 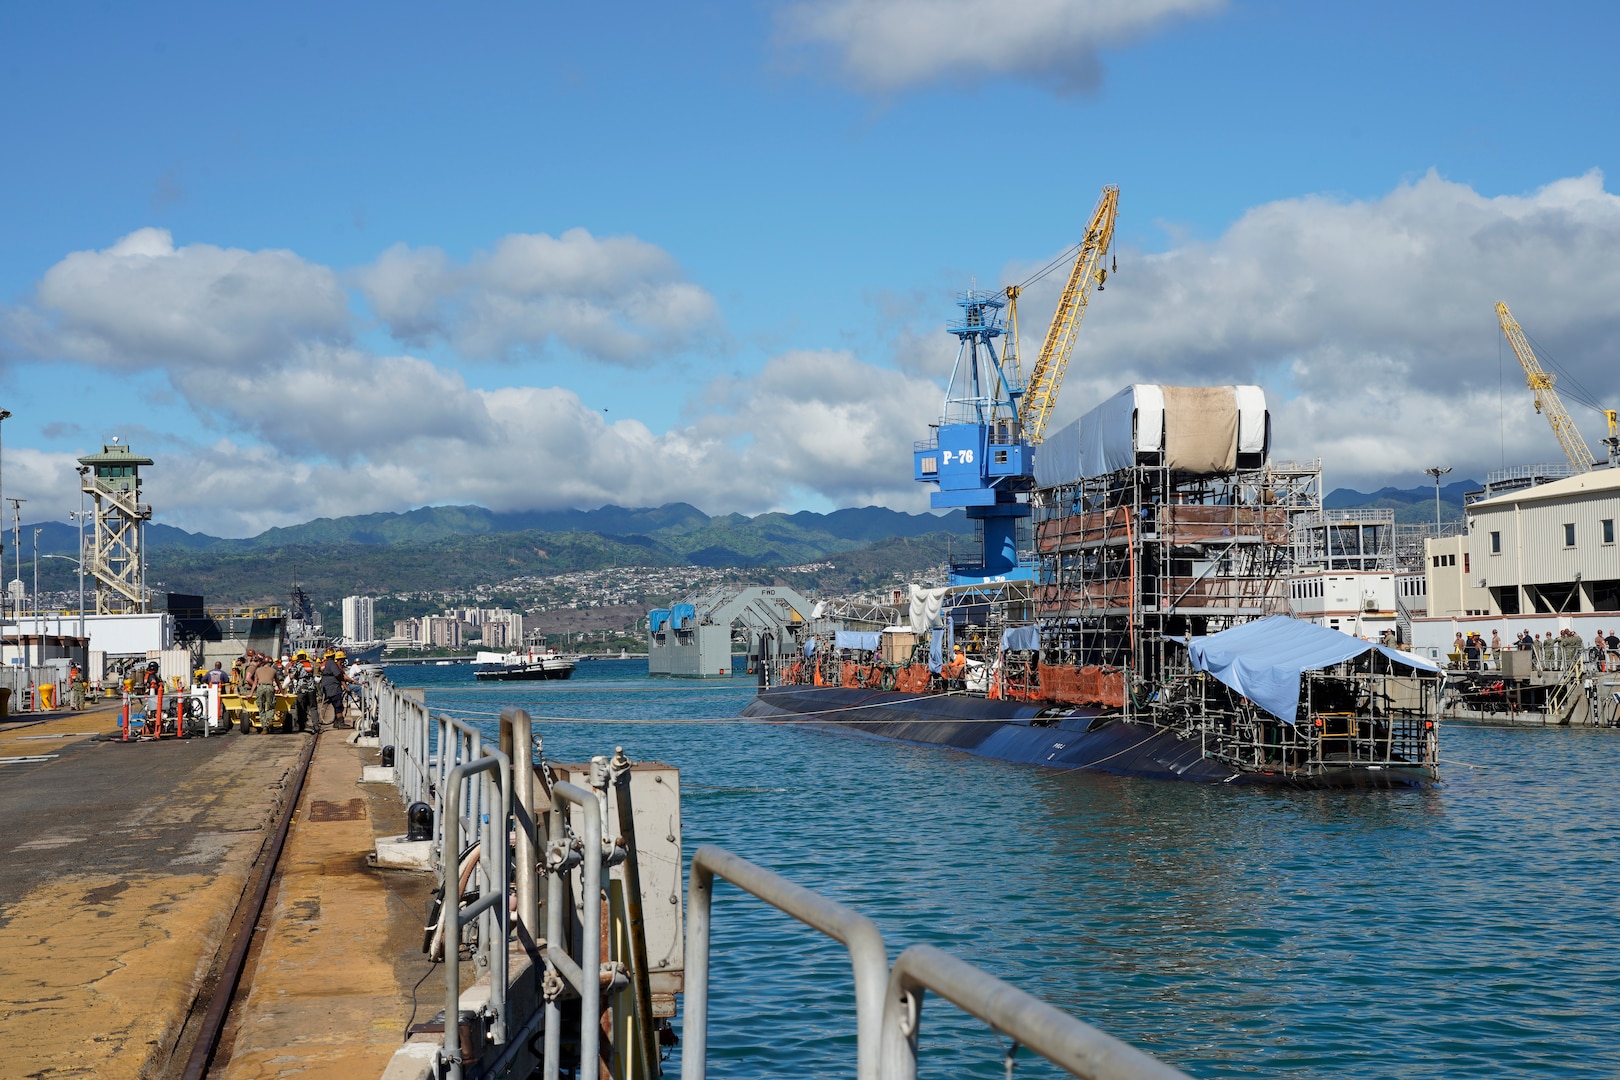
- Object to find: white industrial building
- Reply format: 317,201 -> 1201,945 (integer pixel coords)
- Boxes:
1409,468 -> 1620,658
1286,510 -> 1399,640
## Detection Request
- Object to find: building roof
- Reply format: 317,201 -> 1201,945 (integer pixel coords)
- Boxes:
1470,465 -> 1620,510
77,444 -> 154,467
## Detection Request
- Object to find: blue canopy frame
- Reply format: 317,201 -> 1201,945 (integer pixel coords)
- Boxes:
1182,615 -> 1440,724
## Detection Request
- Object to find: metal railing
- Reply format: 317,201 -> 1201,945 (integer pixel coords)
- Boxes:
357,668 -> 1194,1080
684,844 -> 888,1080
542,777 -> 608,1080
360,671 -> 434,811
355,672 -> 544,1080
441,748 -> 512,1080
682,845 -> 1191,1080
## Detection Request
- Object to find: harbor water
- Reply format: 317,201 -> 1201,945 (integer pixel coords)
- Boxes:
409,658 -> 1620,1078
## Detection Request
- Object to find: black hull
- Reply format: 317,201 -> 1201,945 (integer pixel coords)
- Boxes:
742,686 -> 1435,788
474,667 -> 575,682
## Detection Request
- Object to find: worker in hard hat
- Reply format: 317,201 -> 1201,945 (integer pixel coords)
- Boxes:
291,650 -> 318,732
245,651 -> 278,734
319,648 -> 348,729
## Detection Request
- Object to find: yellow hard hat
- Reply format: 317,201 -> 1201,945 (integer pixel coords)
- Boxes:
335,649 -> 346,659
296,650 -> 308,660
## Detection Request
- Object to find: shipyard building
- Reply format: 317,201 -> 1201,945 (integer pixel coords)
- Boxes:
1410,467 -> 1620,655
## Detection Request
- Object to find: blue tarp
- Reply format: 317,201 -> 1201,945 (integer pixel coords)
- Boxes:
835,630 -> 881,652
803,638 -> 818,658
648,609 -> 671,632
1184,615 -> 1441,724
669,603 -> 696,629
1000,625 -> 1042,652
929,629 -> 943,673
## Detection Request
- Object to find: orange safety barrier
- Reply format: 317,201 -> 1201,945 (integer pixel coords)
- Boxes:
893,664 -> 930,693
1037,664 -> 1126,708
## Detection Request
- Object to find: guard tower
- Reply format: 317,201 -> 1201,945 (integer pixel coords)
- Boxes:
78,442 -> 154,613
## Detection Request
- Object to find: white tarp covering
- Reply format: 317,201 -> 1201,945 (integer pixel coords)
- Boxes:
1032,416 -> 1083,489
908,584 -> 948,635
1032,384 -> 1268,488
1234,384 -> 1268,455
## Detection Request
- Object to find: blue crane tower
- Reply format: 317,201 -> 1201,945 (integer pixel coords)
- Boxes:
913,289 -> 1035,584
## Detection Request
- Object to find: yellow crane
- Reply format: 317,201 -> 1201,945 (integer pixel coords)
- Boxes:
1495,301 -> 1615,472
1005,185 -> 1119,445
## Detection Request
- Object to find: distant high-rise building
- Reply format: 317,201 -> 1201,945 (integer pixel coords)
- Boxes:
341,595 -> 376,643
424,616 -> 461,648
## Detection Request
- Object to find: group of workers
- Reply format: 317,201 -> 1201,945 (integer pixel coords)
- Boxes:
1454,628 -> 1620,672
197,646 -> 351,733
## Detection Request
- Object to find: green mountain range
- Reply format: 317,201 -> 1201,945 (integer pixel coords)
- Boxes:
20,480 -> 1480,606
22,503 -> 971,603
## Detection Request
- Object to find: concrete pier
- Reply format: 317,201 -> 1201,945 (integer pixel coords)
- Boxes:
0,709 -> 310,1077
0,712 -> 451,1078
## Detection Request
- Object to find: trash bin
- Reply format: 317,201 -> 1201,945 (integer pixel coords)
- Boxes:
0,687 -> 9,719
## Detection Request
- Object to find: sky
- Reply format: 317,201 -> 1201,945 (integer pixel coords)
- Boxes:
3,0 -> 1619,537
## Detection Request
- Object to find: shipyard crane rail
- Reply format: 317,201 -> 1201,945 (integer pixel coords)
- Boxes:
1496,300 -> 1606,472
1007,185 -> 1119,445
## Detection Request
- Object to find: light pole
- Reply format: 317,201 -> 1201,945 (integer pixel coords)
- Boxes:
0,410 -> 9,628
67,512 -> 87,638
73,467 -> 89,634
1424,467 -> 1452,534
32,527 -> 41,619
8,498 -> 25,627
40,555 -> 81,630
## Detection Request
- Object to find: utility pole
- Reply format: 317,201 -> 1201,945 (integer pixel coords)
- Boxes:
0,411 -> 9,629
8,497 -> 25,626
32,527 -> 40,619
70,511 -> 88,640
1424,467 -> 1452,535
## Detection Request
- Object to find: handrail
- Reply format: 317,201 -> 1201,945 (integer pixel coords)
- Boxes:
440,749 -> 511,1080
683,844 -> 889,1080
543,780 -> 605,1080
879,944 -> 1191,1080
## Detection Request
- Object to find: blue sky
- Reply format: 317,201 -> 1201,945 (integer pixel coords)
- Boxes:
3,1 -> 1619,535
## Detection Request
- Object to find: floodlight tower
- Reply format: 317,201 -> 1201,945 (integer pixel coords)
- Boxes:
913,289 -> 1035,584
78,441 -> 155,614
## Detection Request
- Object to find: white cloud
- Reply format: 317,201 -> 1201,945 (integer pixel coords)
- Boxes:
11,228 -> 350,370
355,228 -> 719,365
712,350 -> 943,509
1014,170 -> 1620,488
18,171 -> 1620,536
780,0 -> 1222,93
122,346 -> 942,536
181,345 -> 494,460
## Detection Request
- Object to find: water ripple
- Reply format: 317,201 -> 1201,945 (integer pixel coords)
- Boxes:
416,661 -> 1620,1078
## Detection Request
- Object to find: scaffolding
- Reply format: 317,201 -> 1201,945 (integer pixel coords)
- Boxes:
1030,458 -> 1320,702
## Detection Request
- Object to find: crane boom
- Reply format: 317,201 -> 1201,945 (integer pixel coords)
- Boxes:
1017,185 -> 1118,444
1495,301 -> 1597,473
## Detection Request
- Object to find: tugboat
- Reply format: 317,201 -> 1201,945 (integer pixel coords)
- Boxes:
473,646 -> 576,682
